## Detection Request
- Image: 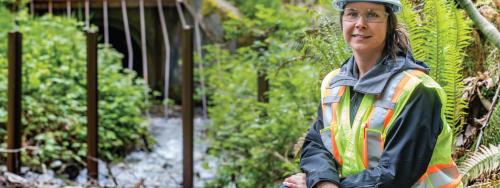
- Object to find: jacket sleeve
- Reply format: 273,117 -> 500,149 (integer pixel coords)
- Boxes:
339,84 -> 444,188
300,105 -> 341,188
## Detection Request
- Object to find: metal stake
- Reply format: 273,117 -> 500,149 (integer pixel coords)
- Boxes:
86,30 -> 98,181
7,31 -> 22,175
182,26 -> 194,188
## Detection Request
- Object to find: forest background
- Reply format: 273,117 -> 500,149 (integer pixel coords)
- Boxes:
0,0 -> 498,187
201,0 -> 499,187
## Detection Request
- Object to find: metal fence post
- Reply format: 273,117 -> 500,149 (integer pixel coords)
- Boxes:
7,31 -> 22,175
182,26 -> 194,188
86,30 -> 98,181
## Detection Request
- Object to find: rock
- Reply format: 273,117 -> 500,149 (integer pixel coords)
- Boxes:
4,172 -> 30,186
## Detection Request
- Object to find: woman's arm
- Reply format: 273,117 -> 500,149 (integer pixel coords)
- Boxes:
340,85 -> 444,187
299,105 -> 341,188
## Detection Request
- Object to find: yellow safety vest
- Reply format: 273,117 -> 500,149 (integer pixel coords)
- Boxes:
320,69 -> 462,187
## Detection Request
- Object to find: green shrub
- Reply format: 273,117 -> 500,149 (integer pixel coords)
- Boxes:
0,7 -> 153,170
203,3 -> 348,187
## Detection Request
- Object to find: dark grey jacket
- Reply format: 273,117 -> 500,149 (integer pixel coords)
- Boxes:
300,51 -> 444,188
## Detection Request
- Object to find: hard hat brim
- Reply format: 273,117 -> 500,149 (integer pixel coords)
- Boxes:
333,0 -> 402,13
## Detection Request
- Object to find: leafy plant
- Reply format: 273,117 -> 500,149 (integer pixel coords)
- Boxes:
0,7 -> 153,171
399,0 -> 472,134
459,144 -> 500,184
203,4 -> 336,187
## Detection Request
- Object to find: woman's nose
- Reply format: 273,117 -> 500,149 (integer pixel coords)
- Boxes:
355,16 -> 368,29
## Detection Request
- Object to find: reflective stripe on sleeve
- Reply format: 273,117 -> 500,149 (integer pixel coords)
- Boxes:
413,162 -> 462,188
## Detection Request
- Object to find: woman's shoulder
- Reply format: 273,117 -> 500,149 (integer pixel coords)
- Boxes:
320,69 -> 342,90
397,69 -> 446,103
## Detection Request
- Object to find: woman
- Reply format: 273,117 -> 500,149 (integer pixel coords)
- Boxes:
282,0 -> 462,187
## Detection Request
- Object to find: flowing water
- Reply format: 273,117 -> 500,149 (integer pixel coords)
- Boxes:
2,116 -> 217,187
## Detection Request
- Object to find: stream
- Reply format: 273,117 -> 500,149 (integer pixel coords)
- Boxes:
2,116 -> 217,187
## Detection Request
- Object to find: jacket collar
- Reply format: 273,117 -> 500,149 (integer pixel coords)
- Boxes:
328,50 -> 429,95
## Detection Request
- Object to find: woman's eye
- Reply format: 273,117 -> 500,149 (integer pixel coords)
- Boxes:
367,12 -> 380,18
347,12 -> 358,17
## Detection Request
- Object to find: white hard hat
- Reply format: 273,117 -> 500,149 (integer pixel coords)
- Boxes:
333,0 -> 403,13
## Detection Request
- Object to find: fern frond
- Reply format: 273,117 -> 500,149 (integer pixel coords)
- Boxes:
459,144 -> 500,184
467,177 -> 500,188
441,0 -> 472,133
399,0 -> 426,60
421,0 -> 450,84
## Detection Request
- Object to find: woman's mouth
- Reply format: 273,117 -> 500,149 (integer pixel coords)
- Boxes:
352,34 -> 371,39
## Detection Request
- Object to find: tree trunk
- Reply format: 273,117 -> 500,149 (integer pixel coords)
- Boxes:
458,0 -> 500,49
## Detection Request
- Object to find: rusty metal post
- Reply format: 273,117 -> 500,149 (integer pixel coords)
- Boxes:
182,26 -> 194,188
86,30 -> 98,181
257,70 -> 269,103
48,0 -> 53,14
7,31 -> 22,175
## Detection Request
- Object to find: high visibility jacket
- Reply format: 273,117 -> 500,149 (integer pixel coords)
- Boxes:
319,69 -> 462,187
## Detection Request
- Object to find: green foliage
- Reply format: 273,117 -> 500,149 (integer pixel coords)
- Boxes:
301,14 -> 350,76
483,103 -> 500,146
399,0 -> 472,134
0,8 -> 153,169
227,0 -> 282,18
459,144 -> 500,184
203,3 -> 350,187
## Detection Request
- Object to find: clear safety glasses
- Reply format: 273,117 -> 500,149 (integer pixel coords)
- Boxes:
342,8 -> 389,23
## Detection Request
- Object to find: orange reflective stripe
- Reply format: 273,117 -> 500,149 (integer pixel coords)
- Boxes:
338,86 -> 346,96
391,76 -> 412,102
427,163 -> 457,174
330,86 -> 345,166
363,109 -> 375,168
411,70 -> 425,77
391,70 -> 424,103
383,109 -> 393,129
418,173 -> 428,182
330,103 -> 342,165
417,163 -> 461,188
384,71 -> 423,129
439,175 -> 462,188
330,122 -> 343,166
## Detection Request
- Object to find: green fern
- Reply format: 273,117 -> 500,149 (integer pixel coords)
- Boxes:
459,144 -> 500,184
420,0 -> 449,83
442,1 -> 472,133
467,178 -> 500,188
301,13 -> 350,76
399,0 -> 472,133
399,0 -> 426,61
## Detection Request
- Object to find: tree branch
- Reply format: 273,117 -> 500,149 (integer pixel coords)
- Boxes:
474,78 -> 500,150
458,0 -> 500,49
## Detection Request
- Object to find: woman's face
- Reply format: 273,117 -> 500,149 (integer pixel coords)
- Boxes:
342,2 -> 388,54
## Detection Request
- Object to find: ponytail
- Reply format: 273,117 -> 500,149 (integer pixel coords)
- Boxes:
384,7 -> 410,60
